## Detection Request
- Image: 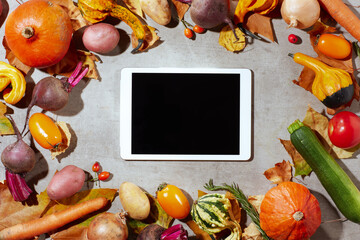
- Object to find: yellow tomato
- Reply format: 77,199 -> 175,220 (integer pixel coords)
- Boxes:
29,113 -> 62,149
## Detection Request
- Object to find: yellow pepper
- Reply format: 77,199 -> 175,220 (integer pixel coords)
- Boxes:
0,61 -> 26,105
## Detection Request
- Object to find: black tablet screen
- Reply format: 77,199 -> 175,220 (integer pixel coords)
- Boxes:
131,73 -> 240,155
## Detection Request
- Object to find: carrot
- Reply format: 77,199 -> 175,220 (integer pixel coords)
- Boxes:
318,0 -> 360,42
0,197 -> 108,240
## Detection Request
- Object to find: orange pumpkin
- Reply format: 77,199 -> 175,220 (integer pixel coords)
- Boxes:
5,0 -> 73,68
260,182 -> 321,240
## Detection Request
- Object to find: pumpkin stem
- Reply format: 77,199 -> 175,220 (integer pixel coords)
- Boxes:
21,27 -> 34,39
293,211 -> 304,221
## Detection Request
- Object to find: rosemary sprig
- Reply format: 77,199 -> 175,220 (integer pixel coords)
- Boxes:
204,179 -> 271,240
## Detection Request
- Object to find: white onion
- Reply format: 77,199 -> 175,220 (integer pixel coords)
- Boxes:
281,0 -> 320,29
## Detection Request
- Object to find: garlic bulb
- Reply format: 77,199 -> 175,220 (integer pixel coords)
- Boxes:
281,0 -> 320,29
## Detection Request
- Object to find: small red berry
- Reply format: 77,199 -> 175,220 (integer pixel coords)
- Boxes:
184,28 -> 193,39
98,171 -> 110,181
193,25 -> 205,34
288,34 -> 298,44
92,162 -> 100,172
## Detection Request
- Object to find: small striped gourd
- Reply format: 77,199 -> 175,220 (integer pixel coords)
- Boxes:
191,193 -> 241,240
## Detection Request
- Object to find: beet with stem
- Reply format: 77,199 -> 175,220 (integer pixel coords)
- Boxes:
1,116 -> 36,201
23,62 -> 88,133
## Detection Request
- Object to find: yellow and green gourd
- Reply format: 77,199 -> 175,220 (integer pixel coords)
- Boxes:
290,52 -> 354,109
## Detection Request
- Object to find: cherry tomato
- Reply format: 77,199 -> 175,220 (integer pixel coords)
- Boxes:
328,111 -> 360,149
184,28 -> 193,39
98,171 -> 110,181
317,34 -> 352,59
156,183 -> 190,219
92,162 -> 100,172
193,25 -> 205,34
288,34 -> 298,44
29,113 -> 62,149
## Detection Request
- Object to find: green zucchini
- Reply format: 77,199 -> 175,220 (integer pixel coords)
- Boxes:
288,119 -> 360,223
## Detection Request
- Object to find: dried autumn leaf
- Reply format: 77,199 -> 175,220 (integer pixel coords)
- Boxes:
127,192 -> 173,234
248,195 -> 264,213
123,0 -> 144,18
131,25 -> 160,52
50,121 -> 72,159
171,0 -> 190,20
225,192 -> 242,223
263,160 -> 292,184
293,20 -> 360,114
242,222 -> 264,240
0,102 -> 14,135
186,220 -> 213,240
219,25 -> 246,52
280,139 -> 312,176
3,37 -> 31,74
243,13 -> 274,42
52,0 -> 91,31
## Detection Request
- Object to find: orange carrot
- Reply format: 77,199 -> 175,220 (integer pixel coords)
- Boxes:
318,0 -> 360,42
0,197 -> 108,240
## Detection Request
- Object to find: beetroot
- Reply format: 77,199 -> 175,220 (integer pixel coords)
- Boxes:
23,62 -> 88,133
190,0 -> 238,39
1,116 -> 36,201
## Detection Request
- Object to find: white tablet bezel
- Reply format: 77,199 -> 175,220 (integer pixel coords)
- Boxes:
120,68 -> 252,161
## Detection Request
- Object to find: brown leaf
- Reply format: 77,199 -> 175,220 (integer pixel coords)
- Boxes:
198,190 -> 207,198
219,25 -> 246,52
264,160 -> 292,184
244,13 -> 275,42
131,25 -> 160,52
2,37 -> 31,75
225,192 -> 242,223
52,0 -> 91,31
242,222 -> 264,240
186,220 -> 213,240
247,195 -> 264,213
123,0 -> 144,18
171,0 -> 190,20
0,102 -> 14,136
280,139 -> 312,176
50,122 -> 72,159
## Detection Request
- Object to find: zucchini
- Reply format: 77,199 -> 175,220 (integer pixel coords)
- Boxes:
288,120 -> 360,223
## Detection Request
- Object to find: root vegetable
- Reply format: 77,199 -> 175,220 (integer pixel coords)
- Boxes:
47,165 -> 86,200
119,182 -> 150,220
140,0 -> 171,26
281,0 -> 320,29
137,224 -> 166,240
82,23 -> 120,54
1,116 -> 36,201
190,0 -> 239,40
0,197 -> 109,240
86,212 -> 128,240
23,62 -> 88,134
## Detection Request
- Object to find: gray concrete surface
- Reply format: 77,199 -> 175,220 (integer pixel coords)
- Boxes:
1,0 -> 360,239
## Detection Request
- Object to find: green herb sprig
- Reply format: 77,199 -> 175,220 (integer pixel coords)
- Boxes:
204,179 -> 271,240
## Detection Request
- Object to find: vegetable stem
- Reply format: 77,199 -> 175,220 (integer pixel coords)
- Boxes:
204,179 -> 271,240
287,119 -> 304,134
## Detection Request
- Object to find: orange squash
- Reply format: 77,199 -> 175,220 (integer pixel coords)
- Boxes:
5,0 -> 73,68
259,182 -> 321,240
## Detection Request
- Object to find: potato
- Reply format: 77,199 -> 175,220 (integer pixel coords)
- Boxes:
47,165 -> 86,200
140,0 -> 171,26
119,182 -> 150,220
82,23 -> 120,54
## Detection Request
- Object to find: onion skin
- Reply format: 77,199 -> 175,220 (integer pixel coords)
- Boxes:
87,212 -> 128,240
281,0 -> 320,29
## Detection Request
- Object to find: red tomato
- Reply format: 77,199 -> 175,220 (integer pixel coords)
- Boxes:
156,183 -> 190,219
288,34 -> 298,44
328,111 -> 360,149
317,34 -> 352,59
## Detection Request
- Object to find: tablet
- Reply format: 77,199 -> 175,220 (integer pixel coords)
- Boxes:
120,68 -> 252,161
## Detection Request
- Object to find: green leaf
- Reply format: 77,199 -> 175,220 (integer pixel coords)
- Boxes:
127,192 -> 173,235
